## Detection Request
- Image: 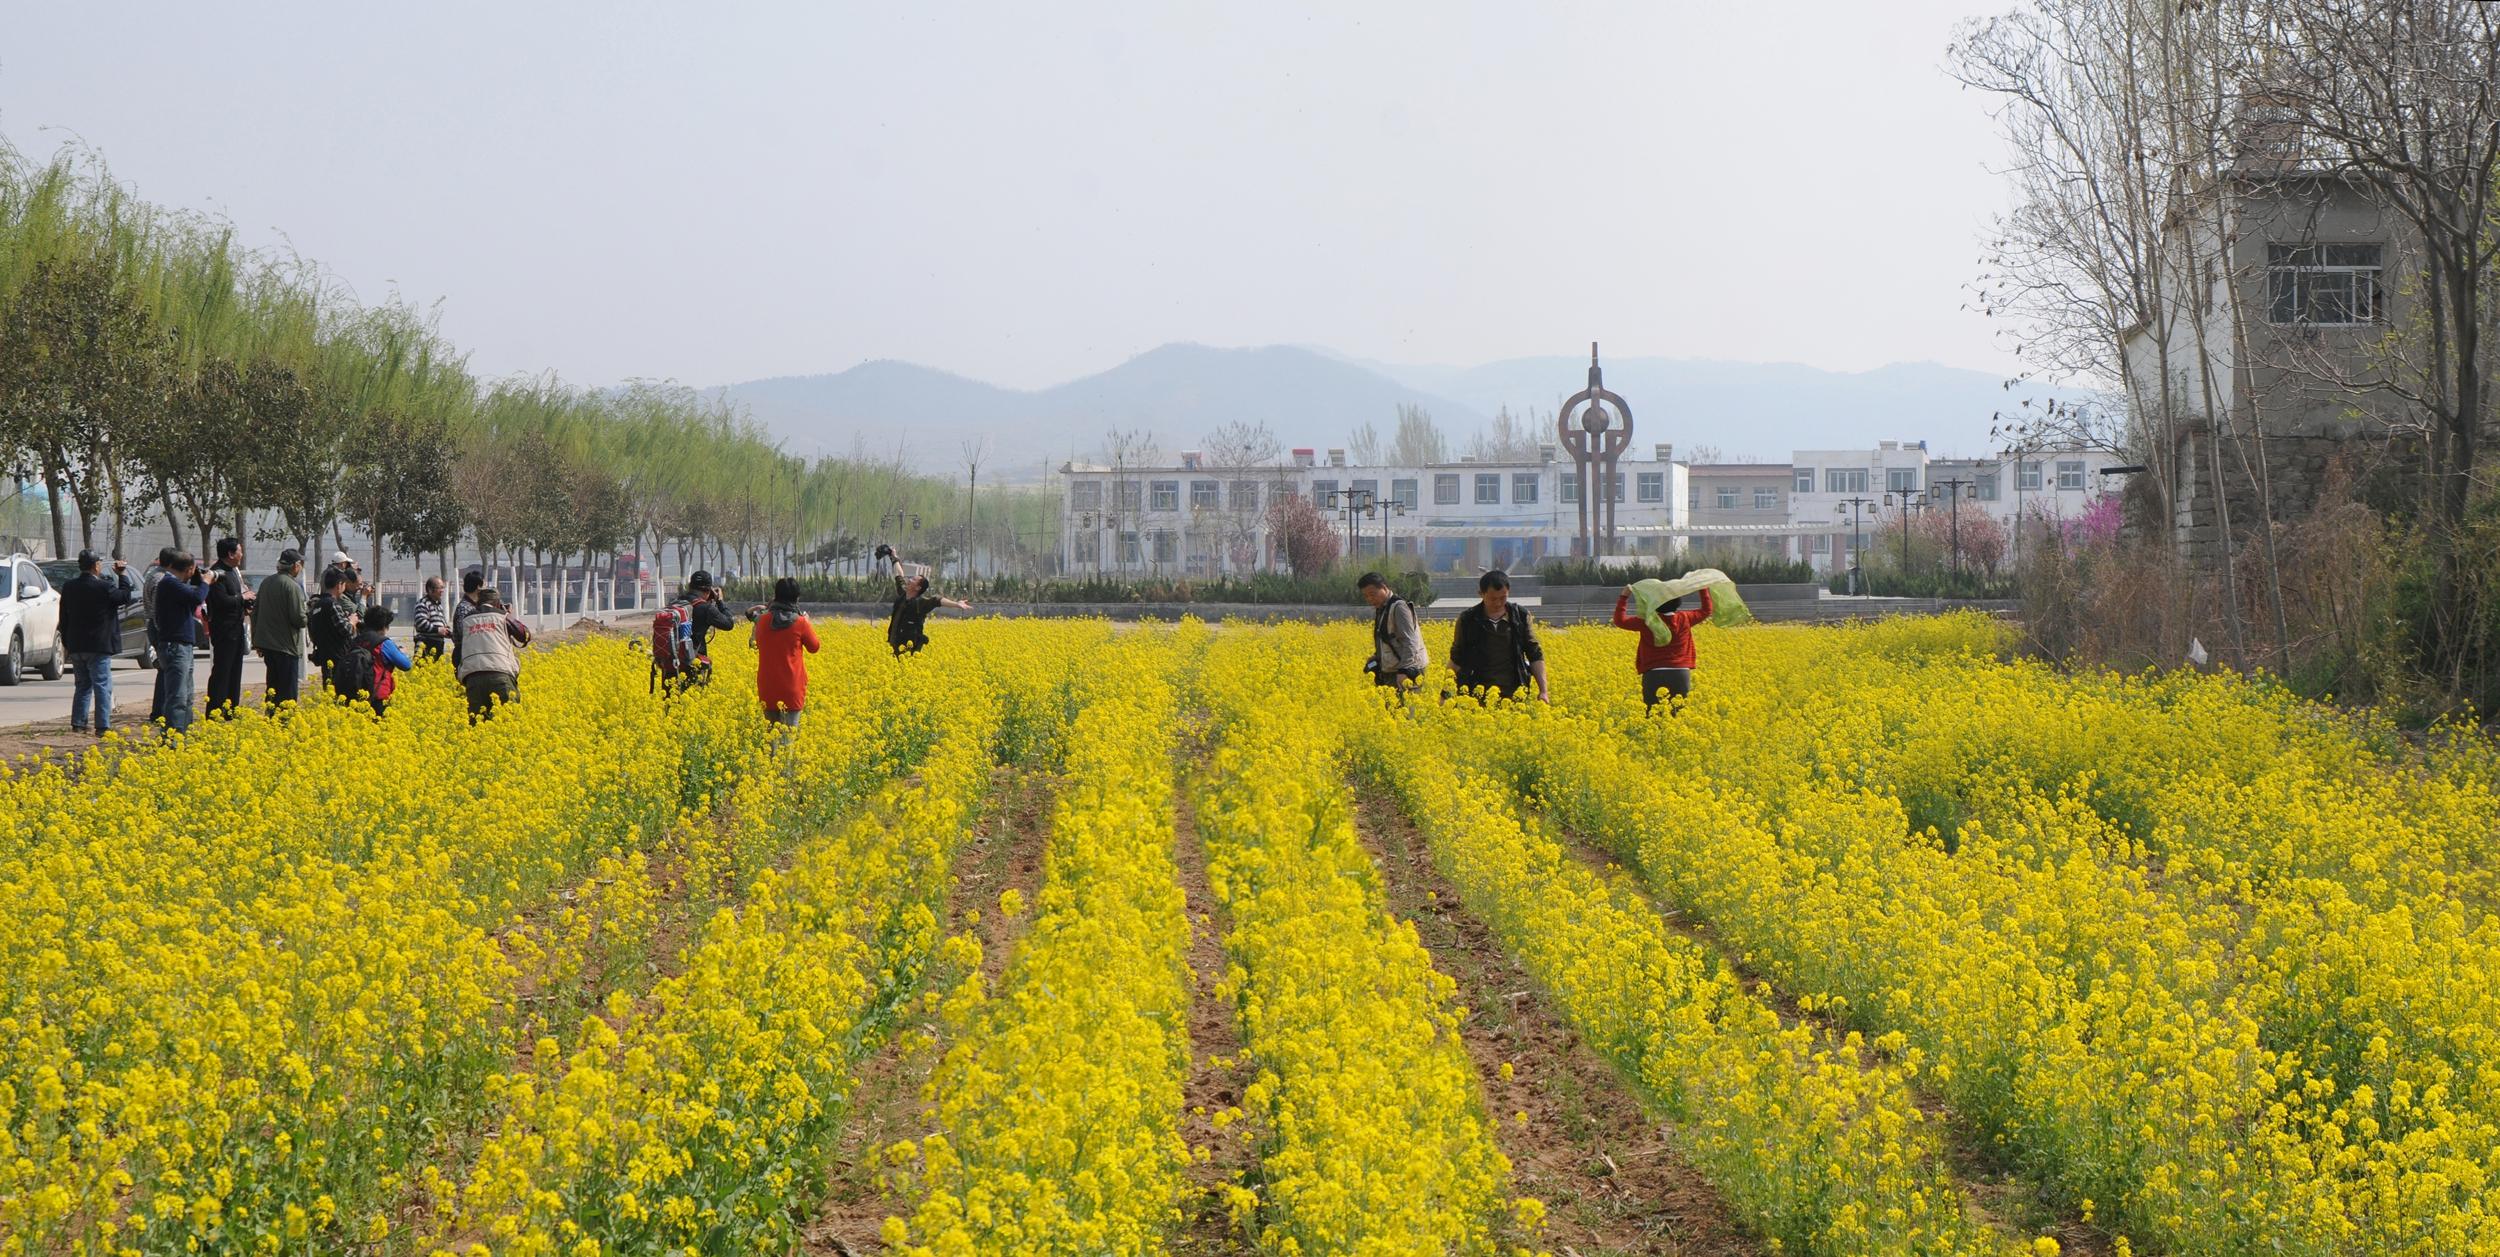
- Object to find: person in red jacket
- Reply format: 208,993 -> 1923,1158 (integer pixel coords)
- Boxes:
1613,583 -> 1713,714
751,576 -> 821,732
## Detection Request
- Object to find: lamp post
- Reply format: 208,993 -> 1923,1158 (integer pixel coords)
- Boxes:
1379,497 -> 1409,563
1835,496 -> 1880,594
1326,487 -> 1380,561
1882,488 -> 1932,578
1926,477 -> 1981,577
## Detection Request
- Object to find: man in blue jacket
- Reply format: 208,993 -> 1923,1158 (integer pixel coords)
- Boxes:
150,551 -> 210,733
58,550 -> 136,736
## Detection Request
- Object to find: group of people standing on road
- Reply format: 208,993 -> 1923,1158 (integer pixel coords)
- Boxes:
1361,567 -> 1718,714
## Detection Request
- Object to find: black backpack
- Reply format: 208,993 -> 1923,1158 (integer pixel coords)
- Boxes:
333,634 -> 378,700
307,593 -> 346,664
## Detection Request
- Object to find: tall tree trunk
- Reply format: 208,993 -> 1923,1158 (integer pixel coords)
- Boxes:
41,459 -> 67,560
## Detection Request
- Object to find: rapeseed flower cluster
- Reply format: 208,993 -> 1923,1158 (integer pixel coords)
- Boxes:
1191,629 -> 1522,1254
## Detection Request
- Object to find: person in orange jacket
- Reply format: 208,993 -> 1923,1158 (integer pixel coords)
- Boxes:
751,576 -> 821,731
1612,583 -> 1713,714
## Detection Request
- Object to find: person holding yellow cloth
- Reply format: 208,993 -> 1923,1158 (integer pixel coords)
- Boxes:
1612,568 -> 1738,714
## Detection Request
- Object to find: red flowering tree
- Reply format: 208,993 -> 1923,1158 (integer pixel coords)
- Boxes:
1264,492 -> 1340,577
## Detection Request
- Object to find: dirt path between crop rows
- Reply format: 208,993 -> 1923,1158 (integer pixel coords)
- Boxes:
1539,805 -> 2113,1255
1348,787 -> 1761,1257
1168,769 -> 1260,1255
805,763 -> 1059,1255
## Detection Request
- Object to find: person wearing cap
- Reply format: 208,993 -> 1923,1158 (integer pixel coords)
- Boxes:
254,548 -> 311,709
203,537 -> 253,719
682,570 -> 737,663
321,550 -> 368,620
58,550 -> 136,736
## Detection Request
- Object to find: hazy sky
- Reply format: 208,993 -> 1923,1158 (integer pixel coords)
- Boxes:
2,1 -> 2024,391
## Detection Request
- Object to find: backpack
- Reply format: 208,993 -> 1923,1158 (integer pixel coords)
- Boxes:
650,601 -> 694,687
335,634 -> 382,701
308,592 -> 347,664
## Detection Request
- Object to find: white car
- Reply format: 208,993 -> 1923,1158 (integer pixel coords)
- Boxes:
0,553 -> 65,685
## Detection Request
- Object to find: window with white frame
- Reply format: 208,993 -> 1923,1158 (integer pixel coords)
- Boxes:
1560,473 -> 1579,504
1312,478 -> 1338,506
1715,486 -> 1739,509
1639,472 -> 1666,503
1190,480 -> 1219,509
1070,480 -> 1102,511
1229,480 -> 1258,511
1114,481 -> 1142,511
2268,243 -> 2385,325
1794,467 -> 1816,494
1809,534 -> 1831,554
1393,478 -> 1419,509
2018,461 -> 2043,492
1151,481 -> 1179,512
1513,473 -> 1539,504
1826,468 -> 1869,494
1475,473 -> 1502,505
1434,473 -> 1461,505
2057,460 -> 2086,490
1351,478 -> 1378,504
1887,467 -> 1918,493
1754,487 -> 1778,510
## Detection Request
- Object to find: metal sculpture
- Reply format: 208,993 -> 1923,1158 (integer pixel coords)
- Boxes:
1556,342 -> 1634,556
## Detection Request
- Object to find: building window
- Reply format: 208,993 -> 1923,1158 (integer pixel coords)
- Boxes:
1475,473 -> 1502,504
1120,531 -> 1140,563
1151,481 -> 1179,512
2268,242 -> 2384,325
1795,467 -> 1816,494
2018,461 -> 2043,492
1977,472 -> 1999,501
1151,530 -> 1177,563
1611,473 -> 1626,503
1434,473 -> 1461,505
1190,480 -> 1218,509
1809,534 -> 1831,554
1230,480 -> 1259,511
1689,487 -> 1701,510
1114,481 -> 1142,511
1352,478 -> 1379,504
1714,486 -> 1738,510
1393,478 -> 1419,509
1312,478 -> 1338,506
1638,472 -> 1666,503
1074,532 -> 1099,564
1070,480 -> 1102,511
2057,459 -> 2086,491
1826,468 -> 1869,494
1560,473 -> 1579,504
1754,487 -> 1778,510
1886,467 -> 1918,493
1513,473 -> 1539,504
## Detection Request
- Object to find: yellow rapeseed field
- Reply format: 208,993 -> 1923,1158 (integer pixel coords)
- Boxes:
4,612 -> 2495,1255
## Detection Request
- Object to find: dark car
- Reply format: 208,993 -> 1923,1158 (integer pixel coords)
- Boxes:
39,560 -> 155,670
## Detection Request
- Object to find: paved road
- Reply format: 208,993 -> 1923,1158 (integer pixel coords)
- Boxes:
0,649 -> 274,730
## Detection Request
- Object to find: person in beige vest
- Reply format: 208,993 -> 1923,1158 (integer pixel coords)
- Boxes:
454,587 -> 533,720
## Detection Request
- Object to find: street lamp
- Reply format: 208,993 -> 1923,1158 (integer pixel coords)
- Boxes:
1835,496 -> 1880,594
1325,487 -> 1381,560
1882,488 -> 1933,577
1925,478 -> 1983,577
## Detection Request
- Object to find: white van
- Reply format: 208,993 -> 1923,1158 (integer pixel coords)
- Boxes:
0,553 -> 65,685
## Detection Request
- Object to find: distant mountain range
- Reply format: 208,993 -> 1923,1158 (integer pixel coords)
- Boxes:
716,343 -> 2095,480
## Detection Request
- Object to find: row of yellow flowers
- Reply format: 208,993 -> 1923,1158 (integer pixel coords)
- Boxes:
890,627 -> 1203,1256
1514,613 -> 2499,1254
421,663 -> 1008,1254
1191,629 -> 1527,1254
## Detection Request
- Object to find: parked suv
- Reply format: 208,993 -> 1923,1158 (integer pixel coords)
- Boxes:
0,554 -> 64,685
38,559 -> 155,671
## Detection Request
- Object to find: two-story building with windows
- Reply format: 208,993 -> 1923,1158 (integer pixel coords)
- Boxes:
1683,463 -> 1794,560
1057,443 -> 1689,577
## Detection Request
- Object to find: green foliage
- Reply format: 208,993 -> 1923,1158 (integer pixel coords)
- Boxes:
725,565 -> 1433,607
1534,551 -> 1816,586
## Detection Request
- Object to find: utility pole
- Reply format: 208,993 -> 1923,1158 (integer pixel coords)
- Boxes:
1836,496 -> 1879,595
1928,477 -> 1979,577
1882,488 -> 1931,577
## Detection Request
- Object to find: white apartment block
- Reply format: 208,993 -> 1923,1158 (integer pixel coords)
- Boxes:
1788,441 -> 2132,576
1057,444 -> 1690,576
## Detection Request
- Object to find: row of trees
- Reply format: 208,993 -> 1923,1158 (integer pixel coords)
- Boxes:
1954,0 -> 2500,708
0,137 -> 1049,611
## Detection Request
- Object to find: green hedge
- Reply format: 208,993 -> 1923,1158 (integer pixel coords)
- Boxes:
724,566 -> 1434,607
1533,551 -> 1816,586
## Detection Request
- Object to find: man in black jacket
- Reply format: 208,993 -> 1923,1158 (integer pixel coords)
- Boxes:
1446,569 -> 1549,703
682,570 -> 738,673
203,537 -> 253,719
59,550 -> 136,736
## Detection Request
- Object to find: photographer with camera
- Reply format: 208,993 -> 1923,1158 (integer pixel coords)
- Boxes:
877,544 -> 972,656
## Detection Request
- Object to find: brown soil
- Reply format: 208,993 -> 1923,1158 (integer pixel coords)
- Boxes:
1167,773 -> 1258,1255
1544,815 -> 2111,1255
805,764 -> 1059,1255
1348,789 -> 1761,1257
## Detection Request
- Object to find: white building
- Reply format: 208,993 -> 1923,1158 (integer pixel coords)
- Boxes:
1787,441 -> 2132,576
1057,444 -> 1690,576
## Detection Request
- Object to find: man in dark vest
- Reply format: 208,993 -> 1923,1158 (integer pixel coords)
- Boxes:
1446,569 -> 1548,703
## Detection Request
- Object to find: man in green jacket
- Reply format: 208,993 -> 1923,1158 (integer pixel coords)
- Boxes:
253,548 -> 310,710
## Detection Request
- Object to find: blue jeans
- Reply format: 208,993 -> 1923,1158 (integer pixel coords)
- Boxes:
153,644 -> 197,733
68,652 -> 113,732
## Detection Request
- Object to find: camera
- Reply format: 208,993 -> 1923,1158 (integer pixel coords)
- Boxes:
873,543 -> 895,561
